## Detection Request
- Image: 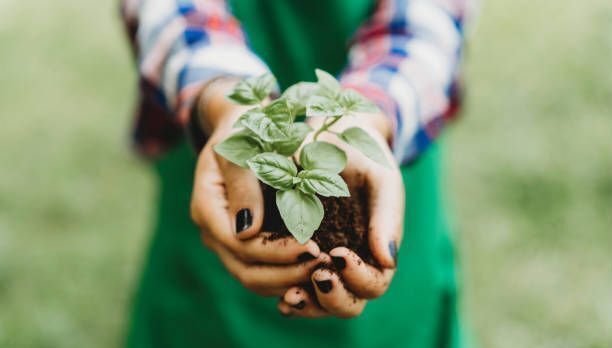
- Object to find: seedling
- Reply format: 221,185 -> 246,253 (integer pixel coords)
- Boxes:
214,69 -> 388,243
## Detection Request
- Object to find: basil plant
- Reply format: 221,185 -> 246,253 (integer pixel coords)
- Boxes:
214,69 -> 389,244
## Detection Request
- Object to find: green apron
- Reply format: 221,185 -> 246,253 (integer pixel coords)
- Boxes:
127,1 -> 466,347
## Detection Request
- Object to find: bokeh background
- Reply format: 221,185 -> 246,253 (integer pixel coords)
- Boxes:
1,0 -> 611,347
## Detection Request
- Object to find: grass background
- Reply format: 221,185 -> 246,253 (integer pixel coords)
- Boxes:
0,0 -> 611,347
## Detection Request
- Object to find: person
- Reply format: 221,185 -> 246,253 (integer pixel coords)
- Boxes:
120,0 -> 471,347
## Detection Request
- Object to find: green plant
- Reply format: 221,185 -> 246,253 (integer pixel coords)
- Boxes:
214,69 -> 389,243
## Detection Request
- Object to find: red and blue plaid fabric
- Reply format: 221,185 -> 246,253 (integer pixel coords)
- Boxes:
121,0 -> 471,164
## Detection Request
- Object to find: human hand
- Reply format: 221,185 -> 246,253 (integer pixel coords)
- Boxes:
190,78 -> 328,297
277,112 -> 405,317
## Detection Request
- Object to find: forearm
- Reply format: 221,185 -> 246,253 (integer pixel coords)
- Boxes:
193,77 -> 250,134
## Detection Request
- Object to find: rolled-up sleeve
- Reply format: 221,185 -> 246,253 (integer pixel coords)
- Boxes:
125,0 -> 270,124
340,0 -> 471,164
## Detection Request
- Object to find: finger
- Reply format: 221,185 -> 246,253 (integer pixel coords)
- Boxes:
223,232 -> 321,264
366,168 -> 404,268
278,286 -> 328,318
311,268 -> 367,318
191,147 -> 234,242
204,234 -> 330,295
218,156 -> 265,240
277,301 -> 294,317
330,247 -> 394,299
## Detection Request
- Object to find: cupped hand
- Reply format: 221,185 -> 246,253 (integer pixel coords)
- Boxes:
190,79 -> 327,296
278,112 -> 405,317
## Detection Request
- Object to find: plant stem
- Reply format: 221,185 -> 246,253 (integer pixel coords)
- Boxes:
313,116 -> 342,141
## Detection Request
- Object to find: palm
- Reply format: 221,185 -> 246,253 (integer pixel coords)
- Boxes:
279,117 -> 405,318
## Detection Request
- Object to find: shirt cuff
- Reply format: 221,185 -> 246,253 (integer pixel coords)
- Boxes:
169,44 -> 271,126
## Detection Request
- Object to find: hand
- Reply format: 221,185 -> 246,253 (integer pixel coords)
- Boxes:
277,112 -> 405,317
190,78 -> 328,297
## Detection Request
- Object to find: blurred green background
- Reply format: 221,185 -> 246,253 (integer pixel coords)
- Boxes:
0,0 -> 611,347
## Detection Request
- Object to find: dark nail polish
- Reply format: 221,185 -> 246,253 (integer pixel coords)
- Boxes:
235,209 -> 252,233
389,240 -> 398,265
291,300 -> 306,310
297,252 -> 316,263
332,256 -> 346,271
315,279 -> 333,293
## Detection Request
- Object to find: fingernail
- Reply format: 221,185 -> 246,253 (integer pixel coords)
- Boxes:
389,240 -> 398,265
291,300 -> 306,310
315,279 -> 333,293
297,252 -> 316,263
235,208 -> 252,233
332,256 -> 346,271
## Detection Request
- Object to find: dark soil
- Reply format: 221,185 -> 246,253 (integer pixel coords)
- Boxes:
261,183 -> 376,266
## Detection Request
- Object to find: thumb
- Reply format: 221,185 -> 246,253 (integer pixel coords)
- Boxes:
367,169 -> 404,268
219,158 -> 265,240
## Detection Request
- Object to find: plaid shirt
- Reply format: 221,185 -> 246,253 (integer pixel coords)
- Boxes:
121,0 -> 470,164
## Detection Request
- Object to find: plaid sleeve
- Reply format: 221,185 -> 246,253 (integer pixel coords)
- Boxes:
123,0 -> 270,125
340,0 -> 471,164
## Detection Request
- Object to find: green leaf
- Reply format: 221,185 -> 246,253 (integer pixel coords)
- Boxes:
338,89 -> 379,114
281,82 -> 320,116
339,127 -> 390,167
297,169 -> 350,197
299,141 -> 347,173
306,96 -> 344,117
263,98 -> 293,125
315,69 -> 341,98
227,73 -> 276,105
237,108 -> 291,142
276,189 -> 324,244
213,130 -> 264,168
247,153 -> 297,190
272,123 -> 313,156
252,73 -> 277,97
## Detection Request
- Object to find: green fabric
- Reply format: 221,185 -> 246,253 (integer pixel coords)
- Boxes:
228,0 -> 375,89
127,1 -> 465,347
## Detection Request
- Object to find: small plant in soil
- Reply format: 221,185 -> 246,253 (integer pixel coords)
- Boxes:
214,69 -> 388,258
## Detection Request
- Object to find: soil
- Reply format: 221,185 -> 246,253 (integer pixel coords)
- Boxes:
261,183 -> 376,266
